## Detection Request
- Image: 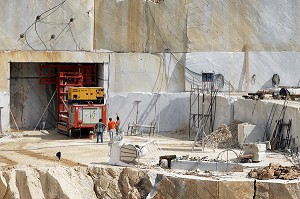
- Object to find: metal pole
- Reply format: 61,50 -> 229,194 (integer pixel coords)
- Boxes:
157,98 -> 160,135
135,100 -> 141,124
0,107 -> 2,132
155,93 -> 161,135
189,83 -> 192,138
245,44 -> 250,93
34,88 -> 57,131
229,81 -> 231,97
9,106 -> 19,132
197,85 -> 200,128
201,93 -> 205,144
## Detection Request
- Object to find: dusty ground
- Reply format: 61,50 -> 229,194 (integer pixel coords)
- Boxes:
0,130 -> 296,180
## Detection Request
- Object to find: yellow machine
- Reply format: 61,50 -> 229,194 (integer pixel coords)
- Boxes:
68,87 -> 104,104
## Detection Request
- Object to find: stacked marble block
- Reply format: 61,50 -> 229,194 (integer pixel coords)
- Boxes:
243,143 -> 266,162
238,123 -> 266,162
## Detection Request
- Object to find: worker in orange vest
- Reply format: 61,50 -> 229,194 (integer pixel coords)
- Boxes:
108,118 -> 116,141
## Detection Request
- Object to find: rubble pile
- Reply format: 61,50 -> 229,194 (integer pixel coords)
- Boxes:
201,120 -> 242,149
185,169 -> 213,177
248,163 -> 300,180
150,0 -> 164,3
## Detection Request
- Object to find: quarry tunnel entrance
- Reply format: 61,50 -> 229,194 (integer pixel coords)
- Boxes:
9,62 -> 105,131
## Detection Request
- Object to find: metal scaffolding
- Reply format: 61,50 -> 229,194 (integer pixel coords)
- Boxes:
189,72 -> 218,142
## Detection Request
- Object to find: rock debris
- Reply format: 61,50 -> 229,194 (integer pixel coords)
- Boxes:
199,120 -> 242,149
248,163 -> 300,180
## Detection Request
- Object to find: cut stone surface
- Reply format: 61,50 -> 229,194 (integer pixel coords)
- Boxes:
238,123 -> 265,147
87,167 -> 152,199
243,143 -> 267,162
245,152 -> 266,162
15,169 -> 44,199
37,167 -> 97,199
218,180 -> 254,199
0,172 -> 7,199
171,160 -> 243,172
152,176 -> 218,199
256,181 -> 300,199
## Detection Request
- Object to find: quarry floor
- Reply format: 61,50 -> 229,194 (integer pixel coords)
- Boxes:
0,130 -> 296,181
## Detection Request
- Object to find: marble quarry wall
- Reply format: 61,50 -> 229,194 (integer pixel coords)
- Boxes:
107,53 -> 185,93
186,0 -> 300,52
107,92 -> 190,133
94,0 -> 187,53
0,0 -> 94,51
186,52 -> 300,92
2,0 -> 300,52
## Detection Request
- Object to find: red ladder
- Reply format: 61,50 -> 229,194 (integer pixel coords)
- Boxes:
58,72 -> 83,122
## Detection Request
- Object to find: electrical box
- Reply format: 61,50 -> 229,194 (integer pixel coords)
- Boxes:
69,104 -> 105,127
57,104 -> 107,136
202,72 -> 214,82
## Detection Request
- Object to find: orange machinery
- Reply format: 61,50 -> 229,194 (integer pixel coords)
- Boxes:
56,73 -> 106,137
38,64 -> 106,137
57,103 -> 106,137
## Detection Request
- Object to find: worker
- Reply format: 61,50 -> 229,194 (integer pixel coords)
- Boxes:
115,115 -> 123,140
108,118 -> 116,141
115,115 -> 121,135
95,119 -> 105,143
